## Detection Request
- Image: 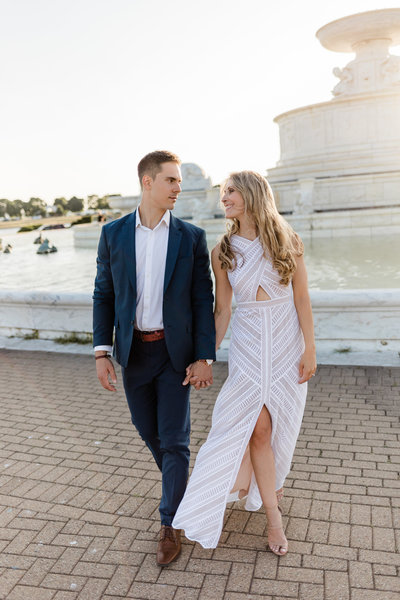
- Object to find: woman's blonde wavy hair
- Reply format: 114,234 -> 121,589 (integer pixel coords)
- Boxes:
219,170 -> 303,286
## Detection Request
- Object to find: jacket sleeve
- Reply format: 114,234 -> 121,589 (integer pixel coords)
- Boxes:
191,229 -> 216,361
92,226 -> 115,347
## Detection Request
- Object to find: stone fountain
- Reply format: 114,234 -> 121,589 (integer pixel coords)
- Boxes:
75,9 -> 400,248
267,8 -> 400,238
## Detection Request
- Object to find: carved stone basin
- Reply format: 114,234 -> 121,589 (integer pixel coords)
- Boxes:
316,8 -> 400,52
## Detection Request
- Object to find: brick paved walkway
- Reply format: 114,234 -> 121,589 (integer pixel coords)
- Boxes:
0,350 -> 399,600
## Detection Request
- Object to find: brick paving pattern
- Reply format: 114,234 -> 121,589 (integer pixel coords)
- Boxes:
0,349 -> 399,600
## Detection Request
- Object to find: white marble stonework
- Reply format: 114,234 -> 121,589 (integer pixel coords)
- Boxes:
287,206 -> 400,239
311,288 -> 400,354
267,9 -> 400,236
1,289 -> 399,366
0,290 -> 92,340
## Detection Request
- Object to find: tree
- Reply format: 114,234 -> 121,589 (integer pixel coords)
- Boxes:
12,200 -> 24,217
26,198 -> 47,217
55,204 -> 65,216
67,196 -> 84,212
54,197 -> 68,210
96,196 -> 111,210
87,195 -> 99,210
1,199 -> 22,217
88,195 -> 111,210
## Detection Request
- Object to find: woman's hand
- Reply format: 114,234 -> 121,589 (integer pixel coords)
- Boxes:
298,348 -> 317,384
182,362 -> 213,390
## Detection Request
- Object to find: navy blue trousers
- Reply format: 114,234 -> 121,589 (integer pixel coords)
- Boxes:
121,337 -> 191,526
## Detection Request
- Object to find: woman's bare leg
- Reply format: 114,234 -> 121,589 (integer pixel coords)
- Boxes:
249,406 -> 288,554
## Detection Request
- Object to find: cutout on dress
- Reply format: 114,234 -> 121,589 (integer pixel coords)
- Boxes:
256,285 -> 271,301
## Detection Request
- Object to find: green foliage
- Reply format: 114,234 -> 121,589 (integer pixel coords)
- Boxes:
67,196 -> 84,212
54,332 -> 93,345
97,196 -> 111,210
55,205 -> 65,216
13,199 -> 25,215
1,194 -> 111,217
1,193 -> 113,218
88,195 -> 111,210
23,329 -> 39,340
0,199 -> 24,217
70,215 -> 92,226
23,197 -> 47,217
54,197 -> 68,214
334,347 -> 352,353
18,224 -> 42,232
2,197 -> 47,218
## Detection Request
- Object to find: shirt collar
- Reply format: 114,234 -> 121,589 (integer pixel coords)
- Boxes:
136,208 -> 170,229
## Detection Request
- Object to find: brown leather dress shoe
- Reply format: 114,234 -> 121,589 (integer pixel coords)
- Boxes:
156,526 -> 181,566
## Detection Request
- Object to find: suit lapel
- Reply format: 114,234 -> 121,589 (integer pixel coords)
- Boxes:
122,210 -> 137,295
164,214 -> 182,293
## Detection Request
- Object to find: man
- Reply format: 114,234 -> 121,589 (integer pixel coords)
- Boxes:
93,150 -> 215,566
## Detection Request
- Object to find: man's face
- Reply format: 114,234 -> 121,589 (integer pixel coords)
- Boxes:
146,162 -> 182,211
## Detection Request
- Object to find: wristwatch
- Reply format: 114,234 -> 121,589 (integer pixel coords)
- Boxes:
197,359 -> 214,365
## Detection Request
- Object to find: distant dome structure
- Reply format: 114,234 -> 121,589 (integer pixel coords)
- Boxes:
181,163 -> 212,191
175,163 -> 220,221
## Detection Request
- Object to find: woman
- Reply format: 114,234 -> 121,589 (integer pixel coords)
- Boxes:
173,171 -> 316,554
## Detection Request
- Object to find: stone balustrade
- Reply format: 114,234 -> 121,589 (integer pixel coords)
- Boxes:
0,289 -> 399,365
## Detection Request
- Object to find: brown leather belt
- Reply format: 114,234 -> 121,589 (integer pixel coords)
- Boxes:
134,329 -> 165,342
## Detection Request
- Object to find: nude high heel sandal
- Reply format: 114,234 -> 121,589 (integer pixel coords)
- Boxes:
265,504 -> 288,556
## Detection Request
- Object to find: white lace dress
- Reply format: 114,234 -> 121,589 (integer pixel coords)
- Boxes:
172,235 -> 307,549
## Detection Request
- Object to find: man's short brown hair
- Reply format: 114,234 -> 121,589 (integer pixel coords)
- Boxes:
138,150 -> 181,189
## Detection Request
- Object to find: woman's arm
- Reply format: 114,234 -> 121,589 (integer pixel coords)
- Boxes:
292,253 -> 317,383
182,245 -> 232,390
211,244 -> 233,351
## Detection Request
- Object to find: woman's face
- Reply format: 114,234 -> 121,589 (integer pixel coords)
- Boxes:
221,179 -> 245,220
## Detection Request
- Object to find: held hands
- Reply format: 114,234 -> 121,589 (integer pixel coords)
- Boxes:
182,361 -> 213,390
298,348 -> 317,384
96,354 -> 117,391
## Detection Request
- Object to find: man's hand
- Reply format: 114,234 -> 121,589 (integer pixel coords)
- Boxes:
96,353 -> 117,391
182,361 -> 213,390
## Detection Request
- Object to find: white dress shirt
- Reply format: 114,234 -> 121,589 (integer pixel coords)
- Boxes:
134,208 -> 169,331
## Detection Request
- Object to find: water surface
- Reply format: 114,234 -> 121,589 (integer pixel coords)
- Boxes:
0,226 -> 399,292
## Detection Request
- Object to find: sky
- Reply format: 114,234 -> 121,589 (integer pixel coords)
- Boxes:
1,0 -> 400,203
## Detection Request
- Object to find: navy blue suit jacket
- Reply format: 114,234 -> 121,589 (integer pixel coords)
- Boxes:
92,210 -> 216,371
